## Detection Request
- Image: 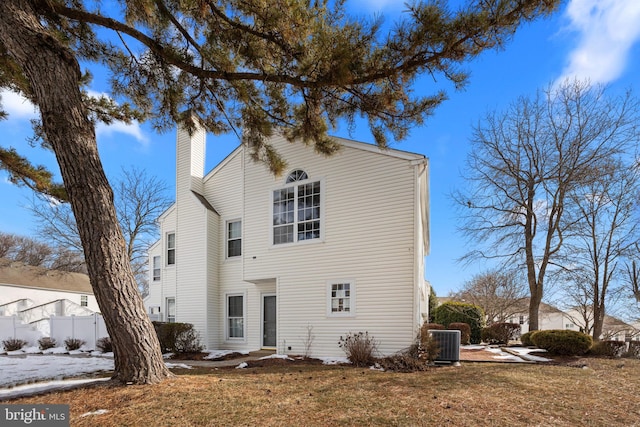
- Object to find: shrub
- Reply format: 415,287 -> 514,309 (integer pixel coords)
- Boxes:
416,323 -> 441,364
589,340 -> 626,358
96,337 -> 113,353
623,341 -> 640,359
424,323 -> 445,330
531,330 -> 592,356
448,322 -> 471,345
2,338 -> 27,352
64,338 -> 86,351
378,353 -> 428,372
520,331 -> 537,347
338,332 -> 378,367
481,323 -> 521,345
38,337 -> 57,350
433,302 -> 485,344
153,322 -> 203,354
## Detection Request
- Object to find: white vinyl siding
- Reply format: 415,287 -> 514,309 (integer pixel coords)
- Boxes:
242,134 -> 421,356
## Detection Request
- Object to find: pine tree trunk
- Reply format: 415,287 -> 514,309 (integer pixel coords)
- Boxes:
0,0 -> 172,384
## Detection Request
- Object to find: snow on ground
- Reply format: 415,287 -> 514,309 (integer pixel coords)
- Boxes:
485,347 -> 524,362
203,349 -> 249,360
0,355 -> 114,389
506,347 -> 552,362
319,356 -> 350,365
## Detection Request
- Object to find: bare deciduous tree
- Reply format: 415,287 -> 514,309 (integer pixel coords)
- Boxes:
30,167 -> 171,296
454,269 -> 527,324
457,80 -> 640,331
561,159 -> 640,340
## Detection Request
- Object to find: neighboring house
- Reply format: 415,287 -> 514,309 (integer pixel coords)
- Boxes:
144,124 -> 430,357
0,259 -> 99,334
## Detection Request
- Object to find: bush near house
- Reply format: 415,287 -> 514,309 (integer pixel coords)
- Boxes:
433,302 -> 485,344
481,323 -> 521,345
625,342 -> 640,359
96,337 -> 112,353
448,322 -> 471,345
338,332 -> 378,367
152,321 -> 203,354
38,337 -> 57,350
531,330 -> 592,356
64,338 -> 86,351
520,331 -> 537,347
2,338 -> 27,352
589,340 -> 626,358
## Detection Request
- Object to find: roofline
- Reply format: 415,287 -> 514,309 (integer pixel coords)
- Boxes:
0,282 -> 93,294
331,135 -> 427,162
204,145 -> 244,183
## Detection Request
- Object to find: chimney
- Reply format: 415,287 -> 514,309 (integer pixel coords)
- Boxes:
176,119 -> 206,199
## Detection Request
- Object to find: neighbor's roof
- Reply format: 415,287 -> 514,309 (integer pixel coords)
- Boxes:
0,258 -> 92,294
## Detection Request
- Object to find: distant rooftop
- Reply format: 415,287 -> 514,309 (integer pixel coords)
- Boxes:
0,258 -> 92,294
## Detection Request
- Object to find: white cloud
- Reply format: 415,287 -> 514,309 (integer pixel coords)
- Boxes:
96,120 -> 149,146
0,89 -> 149,146
558,0 -> 640,84
0,90 -> 38,119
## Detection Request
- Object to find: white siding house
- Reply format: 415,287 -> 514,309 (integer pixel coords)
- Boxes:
145,124 -> 430,357
0,259 -> 99,334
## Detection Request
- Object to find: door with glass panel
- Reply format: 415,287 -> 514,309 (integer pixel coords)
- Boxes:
262,295 -> 276,348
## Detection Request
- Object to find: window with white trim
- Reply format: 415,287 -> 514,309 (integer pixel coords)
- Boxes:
167,233 -> 176,265
152,256 -> 161,281
227,220 -> 242,258
227,295 -> 244,339
273,170 -> 321,244
328,281 -> 355,316
80,295 -> 88,307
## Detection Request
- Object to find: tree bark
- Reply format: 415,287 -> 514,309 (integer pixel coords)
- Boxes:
0,0 -> 172,384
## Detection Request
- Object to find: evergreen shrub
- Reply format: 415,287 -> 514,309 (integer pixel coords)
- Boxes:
153,321 -> 203,354
531,330 -> 592,355
433,302 -> 485,344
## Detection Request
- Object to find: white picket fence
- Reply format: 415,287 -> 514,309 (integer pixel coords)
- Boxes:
1,313 -> 109,350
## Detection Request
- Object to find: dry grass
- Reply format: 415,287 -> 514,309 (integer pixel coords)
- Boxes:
7,358 -> 640,426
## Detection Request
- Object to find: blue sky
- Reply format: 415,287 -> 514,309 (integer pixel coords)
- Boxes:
1,1 -> 640,297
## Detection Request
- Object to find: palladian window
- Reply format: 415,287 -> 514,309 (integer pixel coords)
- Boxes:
273,170 -> 321,244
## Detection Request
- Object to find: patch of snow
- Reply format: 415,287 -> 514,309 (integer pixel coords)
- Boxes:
507,347 -> 552,362
6,350 -> 24,356
203,349 -> 249,360
0,378 -> 110,400
165,362 -> 192,369
319,356 -> 350,365
492,355 -> 524,362
0,355 -> 114,388
43,347 -> 69,355
162,352 -> 175,359
80,409 -> 109,418
462,345 -> 486,350
259,354 -> 293,361
23,346 -> 42,354
370,363 -> 384,371
235,362 -> 248,369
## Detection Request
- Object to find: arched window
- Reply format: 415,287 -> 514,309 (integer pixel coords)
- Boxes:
273,169 -> 321,244
285,169 -> 308,183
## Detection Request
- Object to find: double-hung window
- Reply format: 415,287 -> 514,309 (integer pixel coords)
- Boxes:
273,170 -> 321,245
80,295 -> 88,307
227,220 -> 242,258
167,233 -> 175,265
227,295 -> 244,339
152,256 -> 161,281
